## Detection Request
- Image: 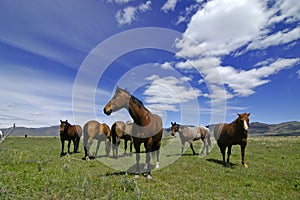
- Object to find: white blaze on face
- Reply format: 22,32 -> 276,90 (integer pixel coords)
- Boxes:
243,120 -> 249,131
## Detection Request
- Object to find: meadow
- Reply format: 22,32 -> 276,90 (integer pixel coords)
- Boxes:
0,136 -> 299,199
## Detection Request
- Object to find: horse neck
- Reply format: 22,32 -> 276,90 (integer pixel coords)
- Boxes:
231,119 -> 247,135
128,96 -> 150,126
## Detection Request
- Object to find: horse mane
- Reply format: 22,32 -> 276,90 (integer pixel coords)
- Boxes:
117,86 -> 149,111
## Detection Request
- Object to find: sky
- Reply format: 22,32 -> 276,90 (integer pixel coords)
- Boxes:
0,0 -> 299,128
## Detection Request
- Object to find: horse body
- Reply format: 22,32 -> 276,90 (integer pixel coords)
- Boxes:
214,113 -> 250,168
103,87 -> 163,178
59,120 -> 82,157
111,121 -> 133,157
83,120 -> 111,160
171,122 -> 211,155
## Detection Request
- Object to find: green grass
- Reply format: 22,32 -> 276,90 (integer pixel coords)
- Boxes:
0,136 -> 299,199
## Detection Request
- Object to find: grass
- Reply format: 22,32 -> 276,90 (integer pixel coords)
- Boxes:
0,136 -> 299,199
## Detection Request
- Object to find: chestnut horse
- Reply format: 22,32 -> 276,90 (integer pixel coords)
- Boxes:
103,87 -> 163,179
111,121 -> 133,158
83,120 -> 111,160
59,120 -> 82,157
214,113 -> 250,168
171,122 -> 211,155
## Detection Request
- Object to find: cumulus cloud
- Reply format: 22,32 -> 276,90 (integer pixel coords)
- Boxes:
143,75 -> 204,112
173,0 -> 300,103
115,1 -> 152,25
161,0 -> 178,13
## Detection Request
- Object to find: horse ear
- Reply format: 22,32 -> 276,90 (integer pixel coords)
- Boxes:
237,113 -> 241,117
66,120 -> 68,122
60,120 -> 62,123
247,113 -> 251,117
171,122 -> 173,125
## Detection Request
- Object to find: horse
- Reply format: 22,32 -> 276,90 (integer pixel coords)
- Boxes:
111,121 -> 133,158
83,120 -> 111,160
59,120 -> 82,157
214,113 -> 250,168
171,122 -> 211,155
103,87 -> 163,179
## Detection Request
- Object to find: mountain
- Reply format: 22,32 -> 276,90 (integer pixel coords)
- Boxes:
0,126 -> 60,137
1,121 -> 300,137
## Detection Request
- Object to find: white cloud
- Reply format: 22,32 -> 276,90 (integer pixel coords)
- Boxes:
161,0 -> 178,13
115,6 -> 137,25
107,0 -> 134,4
115,1 -> 152,25
139,1 -> 152,12
160,62 -> 174,70
297,69 -> 300,79
177,0 -> 269,57
246,27 -> 300,51
144,75 -> 203,109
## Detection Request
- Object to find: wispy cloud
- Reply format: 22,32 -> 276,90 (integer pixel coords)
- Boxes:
115,1 -> 152,25
161,0 -> 178,13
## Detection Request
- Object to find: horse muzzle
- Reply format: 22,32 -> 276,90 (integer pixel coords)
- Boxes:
103,107 -> 112,116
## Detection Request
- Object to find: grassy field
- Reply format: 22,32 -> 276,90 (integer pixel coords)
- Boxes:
0,136 -> 299,199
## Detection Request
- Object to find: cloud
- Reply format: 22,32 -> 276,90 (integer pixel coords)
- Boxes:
161,0 -> 178,13
177,0 -> 269,57
115,1 -> 152,25
107,0 -> 135,4
143,75 -> 204,111
246,27 -> 300,51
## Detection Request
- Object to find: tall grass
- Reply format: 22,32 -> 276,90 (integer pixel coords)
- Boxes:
0,136 -> 299,199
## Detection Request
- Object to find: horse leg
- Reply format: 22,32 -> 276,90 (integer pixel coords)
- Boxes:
60,140 -> 66,157
205,137 -> 209,155
67,140 -> 72,154
227,145 -> 232,167
84,138 -> 94,160
143,140 -> 152,178
124,139 -> 128,156
105,138 -> 111,157
241,142 -> 248,168
181,141 -> 185,155
95,140 -> 101,157
129,139 -> 133,156
134,142 -> 141,178
200,138 -> 205,155
190,142 -> 196,155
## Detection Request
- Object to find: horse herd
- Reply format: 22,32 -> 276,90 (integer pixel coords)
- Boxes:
60,87 -> 251,178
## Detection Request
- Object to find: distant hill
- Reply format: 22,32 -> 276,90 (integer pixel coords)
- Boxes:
249,121 -> 300,136
0,126 -> 60,137
1,121 -> 300,137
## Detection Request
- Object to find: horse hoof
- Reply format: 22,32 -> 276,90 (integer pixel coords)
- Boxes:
147,175 -> 152,180
243,164 -> 248,168
155,162 -> 159,169
134,175 -> 139,179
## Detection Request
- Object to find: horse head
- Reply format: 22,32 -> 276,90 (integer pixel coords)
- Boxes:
236,113 -> 250,132
171,122 -> 180,136
59,120 -> 70,133
103,87 -> 130,116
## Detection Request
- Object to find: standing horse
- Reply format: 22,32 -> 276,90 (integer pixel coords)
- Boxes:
111,121 -> 133,158
171,122 -> 211,155
59,120 -> 82,157
103,87 -> 163,179
214,113 -> 250,168
83,120 -> 111,160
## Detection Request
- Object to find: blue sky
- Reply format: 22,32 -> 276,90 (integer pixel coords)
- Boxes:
0,0 -> 299,128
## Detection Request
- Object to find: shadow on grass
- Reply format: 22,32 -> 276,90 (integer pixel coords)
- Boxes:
206,158 -> 237,168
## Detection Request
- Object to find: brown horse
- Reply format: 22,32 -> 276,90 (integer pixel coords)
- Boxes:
59,120 -> 82,157
111,121 -> 133,158
83,120 -> 111,160
171,122 -> 211,155
103,87 -> 163,179
214,113 -> 250,168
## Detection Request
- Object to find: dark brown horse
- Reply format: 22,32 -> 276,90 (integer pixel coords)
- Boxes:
59,120 -> 82,157
111,121 -> 133,158
214,113 -> 250,168
83,120 -> 111,160
103,87 -> 163,179
171,122 -> 211,155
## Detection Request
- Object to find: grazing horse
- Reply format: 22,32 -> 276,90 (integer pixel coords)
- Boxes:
171,122 -> 211,155
111,121 -> 133,157
103,87 -> 163,179
83,120 -> 111,160
59,120 -> 82,157
214,113 -> 250,168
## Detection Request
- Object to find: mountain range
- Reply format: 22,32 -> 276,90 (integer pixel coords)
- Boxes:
1,121 -> 300,137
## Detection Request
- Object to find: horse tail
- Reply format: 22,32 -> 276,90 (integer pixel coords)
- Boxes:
207,130 -> 212,147
111,123 -> 117,145
83,123 -> 89,149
